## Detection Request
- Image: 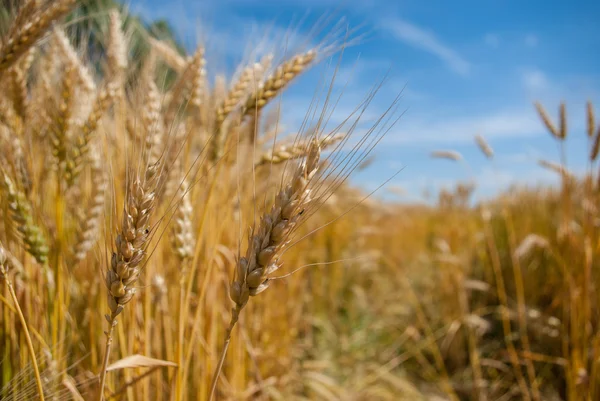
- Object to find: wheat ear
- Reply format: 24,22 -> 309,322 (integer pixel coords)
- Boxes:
216,55 -> 272,126
64,82 -> 119,185
431,150 -> 463,161
7,0 -> 39,39
256,133 -> 344,166
0,0 -> 78,72
73,151 -> 107,263
98,160 -> 161,401
2,172 -> 48,264
52,28 -> 96,94
587,101 -> 595,138
140,56 -> 164,165
149,38 -> 187,73
170,179 -> 195,261
0,242 -> 46,401
49,66 -> 75,167
164,46 -> 204,123
9,48 -> 36,119
242,50 -> 316,116
209,139 -> 321,400
0,101 -> 32,194
188,48 -> 206,111
474,134 -> 494,159
535,102 -> 567,140
106,9 -> 127,85
591,127 -> 600,162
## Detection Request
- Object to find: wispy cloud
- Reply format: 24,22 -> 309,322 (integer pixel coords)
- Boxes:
387,109 -> 544,144
524,33 -> 539,47
484,33 -> 500,48
379,17 -> 470,75
522,68 -> 549,92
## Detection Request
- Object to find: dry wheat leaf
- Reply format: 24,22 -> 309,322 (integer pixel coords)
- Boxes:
106,354 -> 177,371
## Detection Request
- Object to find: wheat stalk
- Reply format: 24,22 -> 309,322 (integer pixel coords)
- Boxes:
0,242 -> 46,401
210,139 -> 321,400
98,159 -> 162,401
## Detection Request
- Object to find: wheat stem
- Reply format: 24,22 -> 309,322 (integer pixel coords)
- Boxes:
208,306 -> 240,401
1,245 -> 45,401
97,317 -> 117,401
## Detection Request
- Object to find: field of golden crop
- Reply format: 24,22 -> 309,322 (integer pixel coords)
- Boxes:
0,2 -> 598,400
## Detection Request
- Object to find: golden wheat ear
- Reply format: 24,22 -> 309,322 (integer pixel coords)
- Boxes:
209,139 -> 321,400
0,0 -> 78,73
97,153 -> 165,400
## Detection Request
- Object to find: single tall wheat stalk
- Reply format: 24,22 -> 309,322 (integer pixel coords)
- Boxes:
209,139 -> 321,400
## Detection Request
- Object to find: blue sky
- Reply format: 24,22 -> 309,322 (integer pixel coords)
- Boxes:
126,0 -> 600,203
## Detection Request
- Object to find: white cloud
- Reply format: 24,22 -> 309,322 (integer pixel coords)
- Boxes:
525,34 -> 539,47
522,69 -> 549,91
379,17 -> 470,75
484,33 -> 500,48
386,109 -> 544,144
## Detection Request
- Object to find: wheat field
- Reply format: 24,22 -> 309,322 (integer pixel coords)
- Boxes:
0,2 -> 598,401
